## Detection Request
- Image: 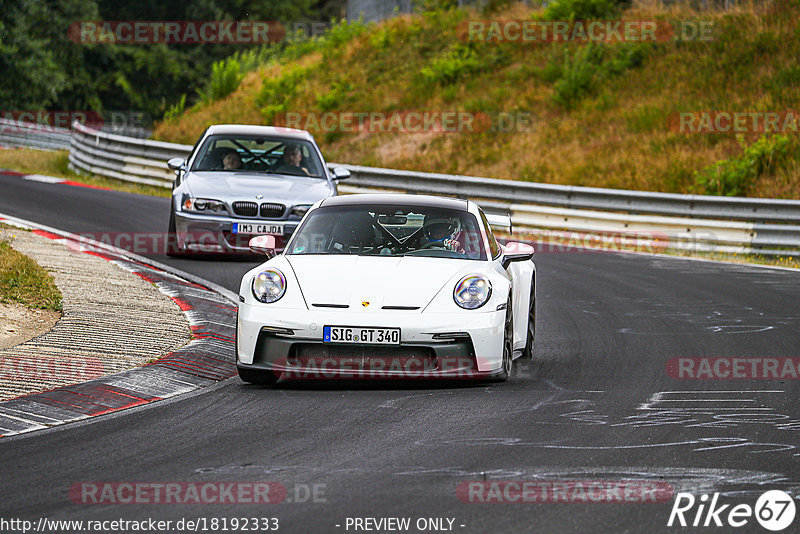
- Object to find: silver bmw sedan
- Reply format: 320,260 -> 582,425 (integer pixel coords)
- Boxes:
166,124 -> 350,255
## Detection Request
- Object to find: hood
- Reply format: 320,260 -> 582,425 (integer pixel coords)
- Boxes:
285,255 -> 477,311
186,171 -> 333,205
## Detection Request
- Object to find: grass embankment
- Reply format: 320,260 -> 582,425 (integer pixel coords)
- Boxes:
0,148 -> 170,197
155,0 -> 800,199
0,228 -> 62,311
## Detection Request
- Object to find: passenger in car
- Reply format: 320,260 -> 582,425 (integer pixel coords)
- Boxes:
222,150 -> 242,170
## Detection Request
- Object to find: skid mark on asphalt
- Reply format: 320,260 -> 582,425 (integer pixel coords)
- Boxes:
393,465 -> 800,499
415,435 -> 796,454
419,388 -> 800,456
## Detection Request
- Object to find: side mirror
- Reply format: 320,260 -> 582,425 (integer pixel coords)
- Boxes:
249,235 -> 277,255
501,242 -> 534,269
167,158 -> 187,171
332,167 -> 351,180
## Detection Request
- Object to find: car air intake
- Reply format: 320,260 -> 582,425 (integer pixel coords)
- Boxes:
260,203 -> 286,218
232,201 -> 258,217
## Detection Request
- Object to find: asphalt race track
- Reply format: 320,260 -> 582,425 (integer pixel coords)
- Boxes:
1,173 -> 799,533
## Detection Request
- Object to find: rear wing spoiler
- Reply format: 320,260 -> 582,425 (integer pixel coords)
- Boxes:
485,213 -> 512,234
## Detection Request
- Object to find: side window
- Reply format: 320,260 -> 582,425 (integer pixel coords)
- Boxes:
479,209 -> 501,259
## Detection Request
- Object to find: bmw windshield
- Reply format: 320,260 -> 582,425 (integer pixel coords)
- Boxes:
287,205 -> 487,260
190,134 -> 325,178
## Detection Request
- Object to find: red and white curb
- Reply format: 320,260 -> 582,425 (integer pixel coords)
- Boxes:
0,213 -> 238,437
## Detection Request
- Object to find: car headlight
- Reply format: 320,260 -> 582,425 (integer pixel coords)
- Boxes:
290,204 -> 312,218
453,275 -> 492,309
182,198 -> 227,213
252,269 -> 286,303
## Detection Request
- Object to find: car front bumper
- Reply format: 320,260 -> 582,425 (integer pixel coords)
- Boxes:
236,306 -> 506,379
174,211 -> 299,253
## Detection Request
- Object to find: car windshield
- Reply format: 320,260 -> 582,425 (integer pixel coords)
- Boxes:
190,134 -> 325,178
287,205 -> 487,260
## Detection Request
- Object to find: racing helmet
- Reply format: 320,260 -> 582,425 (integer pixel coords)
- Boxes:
422,216 -> 461,244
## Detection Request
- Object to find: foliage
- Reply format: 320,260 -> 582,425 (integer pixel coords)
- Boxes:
546,43 -> 646,108
0,0 -> 342,119
163,94 -> 187,120
541,0 -> 625,20
257,66 -> 312,123
154,1 -> 800,200
694,135 -> 793,196
198,59 -> 244,103
421,44 -> 485,86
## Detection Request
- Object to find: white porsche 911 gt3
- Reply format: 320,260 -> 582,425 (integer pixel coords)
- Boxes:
235,193 -> 535,384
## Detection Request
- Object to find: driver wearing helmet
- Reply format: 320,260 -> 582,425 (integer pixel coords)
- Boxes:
421,216 -> 465,254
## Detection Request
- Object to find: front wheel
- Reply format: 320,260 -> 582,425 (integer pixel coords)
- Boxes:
495,296 -> 514,382
522,274 -> 536,359
166,210 -> 186,257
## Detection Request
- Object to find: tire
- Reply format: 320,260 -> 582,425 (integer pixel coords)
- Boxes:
495,296 -> 514,382
522,273 -> 536,359
237,367 -> 280,386
166,210 -> 186,257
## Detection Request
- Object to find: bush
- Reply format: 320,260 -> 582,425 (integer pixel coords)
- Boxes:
551,44 -> 604,108
236,46 -> 276,73
421,44 -> 484,85
163,94 -> 186,121
257,66 -> 310,123
317,18 -> 369,59
546,43 -> 647,108
198,58 -> 244,103
316,80 -> 353,111
542,0 -> 625,21
693,135 -> 793,196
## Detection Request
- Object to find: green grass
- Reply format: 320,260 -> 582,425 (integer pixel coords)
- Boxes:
0,230 -> 62,311
153,0 -> 800,199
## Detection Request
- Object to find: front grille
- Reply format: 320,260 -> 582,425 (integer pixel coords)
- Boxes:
289,344 -> 435,370
232,201 -> 258,217
260,203 -> 285,218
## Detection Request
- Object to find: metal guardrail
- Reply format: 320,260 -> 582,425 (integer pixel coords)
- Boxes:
2,120 -> 798,256
0,118 -> 72,151
333,164 -> 800,224
68,121 -> 187,187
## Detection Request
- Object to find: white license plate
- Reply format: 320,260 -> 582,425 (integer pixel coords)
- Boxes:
232,223 -> 284,235
323,326 -> 400,345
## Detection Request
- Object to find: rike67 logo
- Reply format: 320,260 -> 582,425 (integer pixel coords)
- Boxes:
668,491 -> 796,531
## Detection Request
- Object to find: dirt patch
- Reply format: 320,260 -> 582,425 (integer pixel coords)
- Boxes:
0,302 -> 60,349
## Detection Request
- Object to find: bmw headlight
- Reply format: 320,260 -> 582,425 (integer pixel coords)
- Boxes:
252,269 -> 286,303
182,198 -> 227,213
453,275 -> 492,310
